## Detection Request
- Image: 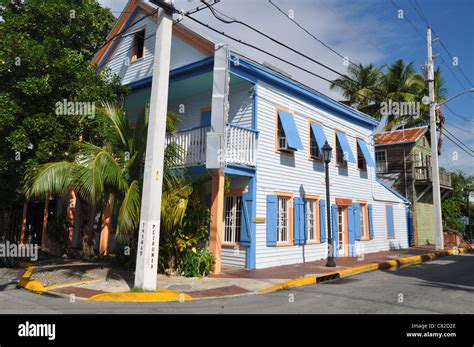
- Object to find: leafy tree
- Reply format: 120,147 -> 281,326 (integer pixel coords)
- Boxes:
441,170 -> 473,234
0,0 -> 128,206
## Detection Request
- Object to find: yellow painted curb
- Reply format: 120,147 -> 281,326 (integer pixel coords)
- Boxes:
17,266 -> 100,293
259,247 -> 472,294
87,290 -> 193,302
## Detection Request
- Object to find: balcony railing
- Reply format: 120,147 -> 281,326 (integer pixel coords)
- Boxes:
414,166 -> 452,188
165,124 -> 257,168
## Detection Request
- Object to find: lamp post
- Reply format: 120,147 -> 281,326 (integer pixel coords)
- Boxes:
464,188 -> 471,243
322,141 -> 336,267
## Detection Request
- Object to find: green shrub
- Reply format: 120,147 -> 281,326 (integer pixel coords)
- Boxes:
181,247 -> 215,277
45,217 -> 69,255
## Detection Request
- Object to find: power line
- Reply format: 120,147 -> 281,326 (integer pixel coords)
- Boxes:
443,132 -> 474,157
444,104 -> 473,124
443,127 -> 474,153
267,0 -> 358,68
445,121 -> 473,135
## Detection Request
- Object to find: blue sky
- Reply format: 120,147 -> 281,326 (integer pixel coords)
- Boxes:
99,0 -> 473,175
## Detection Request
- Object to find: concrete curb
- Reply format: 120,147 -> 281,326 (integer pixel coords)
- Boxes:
259,247 -> 472,293
17,247 -> 471,302
17,266 -> 99,293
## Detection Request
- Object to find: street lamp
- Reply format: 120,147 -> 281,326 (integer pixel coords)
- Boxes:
322,141 -> 336,267
464,187 -> 471,243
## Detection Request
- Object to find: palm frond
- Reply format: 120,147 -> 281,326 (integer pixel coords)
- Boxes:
23,161 -> 75,200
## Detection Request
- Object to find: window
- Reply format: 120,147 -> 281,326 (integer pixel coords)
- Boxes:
277,196 -> 290,243
277,118 -> 288,150
224,195 -> 242,244
359,203 -> 368,239
336,136 -> 346,165
337,206 -> 345,251
375,150 -> 387,173
131,29 -> 145,62
309,127 -> 321,160
306,199 -> 319,242
357,143 -> 366,170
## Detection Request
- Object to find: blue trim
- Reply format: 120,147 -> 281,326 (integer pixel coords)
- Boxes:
278,110 -> 304,150
252,83 -> 258,132
377,179 -> 411,204
245,174 -> 257,269
98,7 -> 141,69
336,131 -> 356,163
184,165 -> 207,176
224,164 -> 256,177
230,55 -> 378,129
127,56 -> 215,91
356,138 -> 375,167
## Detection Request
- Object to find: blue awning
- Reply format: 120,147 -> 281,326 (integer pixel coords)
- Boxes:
335,131 -> 355,163
310,122 -> 327,151
278,110 -> 304,150
356,138 -> 375,167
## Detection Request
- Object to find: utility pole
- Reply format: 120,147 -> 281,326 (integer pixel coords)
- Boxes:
426,26 -> 444,251
134,0 -> 175,290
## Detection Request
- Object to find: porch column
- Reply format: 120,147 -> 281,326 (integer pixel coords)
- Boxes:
20,202 -> 28,245
67,190 -> 76,249
209,170 -> 224,274
41,196 -> 50,250
99,197 -> 112,256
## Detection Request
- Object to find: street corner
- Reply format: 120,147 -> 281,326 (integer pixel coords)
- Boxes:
86,289 -> 193,303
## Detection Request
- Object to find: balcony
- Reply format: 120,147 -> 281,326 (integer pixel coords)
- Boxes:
414,166 -> 452,188
165,124 -> 257,167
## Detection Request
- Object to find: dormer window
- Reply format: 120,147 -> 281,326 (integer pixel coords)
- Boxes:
131,28 -> 145,62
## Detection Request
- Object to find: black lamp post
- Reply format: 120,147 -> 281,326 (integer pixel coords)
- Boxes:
322,141 -> 336,267
464,188 -> 471,242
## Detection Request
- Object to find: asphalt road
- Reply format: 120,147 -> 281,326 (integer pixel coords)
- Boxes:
0,253 -> 472,314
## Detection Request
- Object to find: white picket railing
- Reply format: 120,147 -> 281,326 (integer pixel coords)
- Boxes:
165,125 -> 257,167
225,125 -> 257,166
165,127 -> 208,166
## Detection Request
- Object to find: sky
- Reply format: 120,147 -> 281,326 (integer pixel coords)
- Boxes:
98,0 -> 474,175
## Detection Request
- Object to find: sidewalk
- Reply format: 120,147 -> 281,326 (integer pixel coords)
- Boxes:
17,245 -> 471,302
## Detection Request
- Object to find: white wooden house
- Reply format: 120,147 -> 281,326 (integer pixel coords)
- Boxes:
93,0 -> 410,271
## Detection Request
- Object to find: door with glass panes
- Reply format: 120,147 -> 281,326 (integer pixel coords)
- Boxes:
337,206 -> 348,256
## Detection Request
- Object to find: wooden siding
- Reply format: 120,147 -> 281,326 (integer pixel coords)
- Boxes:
254,81 -> 408,269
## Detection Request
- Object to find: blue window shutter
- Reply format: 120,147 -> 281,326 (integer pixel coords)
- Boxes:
240,191 -> 253,246
266,195 -> 277,246
310,122 -> 327,151
319,199 -> 326,243
348,205 -> 355,256
293,197 -> 305,245
356,138 -> 375,167
368,204 -> 374,240
278,110 -> 304,150
201,110 -> 211,127
353,203 -> 361,241
386,205 -> 395,238
336,131 -> 355,163
331,204 -> 338,257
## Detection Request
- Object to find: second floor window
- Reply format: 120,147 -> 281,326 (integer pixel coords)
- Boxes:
309,127 -> 321,160
375,150 -> 387,173
132,29 -> 145,62
277,119 -> 288,150
336,136 -> 346,166
357,143 -> 367,171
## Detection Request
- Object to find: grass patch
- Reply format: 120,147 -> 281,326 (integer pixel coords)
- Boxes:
130,287 -> 155,293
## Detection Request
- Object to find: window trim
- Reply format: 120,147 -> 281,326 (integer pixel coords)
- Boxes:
131,26 -> 146,63
223,189 -> 246,246
274,191 -> 294,246
334,128 -> 348,168
356,135 -> 368,171
275,105 -> 295,154
304,194 -> 320,244
358,200 -> 370,241
308,119 -> 323,162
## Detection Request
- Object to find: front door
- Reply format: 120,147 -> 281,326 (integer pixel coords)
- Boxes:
337,206 -> 348,257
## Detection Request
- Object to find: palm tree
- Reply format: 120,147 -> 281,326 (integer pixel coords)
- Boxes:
23,102 -> 188,256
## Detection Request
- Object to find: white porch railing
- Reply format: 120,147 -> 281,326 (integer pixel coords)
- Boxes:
165,127 -> 208,166
165,124 -> 257,167
225,125 -> 257,166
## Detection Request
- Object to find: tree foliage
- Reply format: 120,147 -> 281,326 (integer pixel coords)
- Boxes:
0,0 -> 128,205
